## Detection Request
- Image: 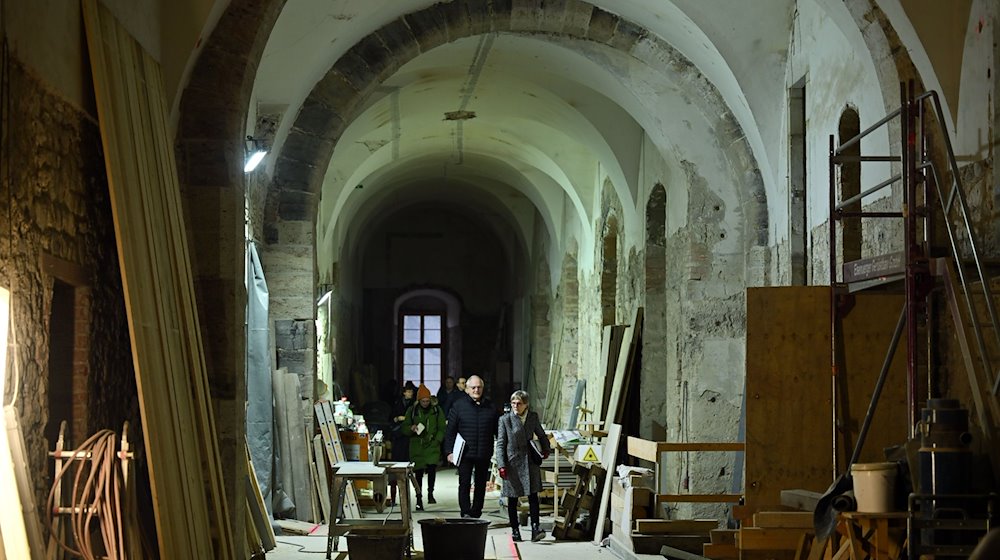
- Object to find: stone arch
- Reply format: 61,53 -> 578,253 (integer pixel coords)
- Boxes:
264,2 -> 767,255
171,0 -> 286,541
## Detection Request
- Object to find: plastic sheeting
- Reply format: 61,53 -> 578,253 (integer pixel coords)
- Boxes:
246,242 -> 274,511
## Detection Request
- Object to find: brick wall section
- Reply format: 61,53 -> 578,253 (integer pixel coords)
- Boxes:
1,57 -> 135,517
72,288 -> 91,444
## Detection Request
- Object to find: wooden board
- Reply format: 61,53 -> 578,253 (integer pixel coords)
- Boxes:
273,368 -> 294,514
274,519 -> 320,535
745,288 -> 908,514
634,519 -> 717,534
627,436 -> 743,462
604,308 -> 643,428
597,325 -> 626,423
314,402 -> 361,518
313,435 -> 332,522
284,373 -> 312,521
245,443 -> 277,550
592,423 -> 622,544
737,527 -> 808,550
702,542 -> 739,559
780,489 -> 823,512
753,511 -> 814,529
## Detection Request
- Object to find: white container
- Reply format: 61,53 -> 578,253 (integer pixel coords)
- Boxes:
851,462 -> 897,512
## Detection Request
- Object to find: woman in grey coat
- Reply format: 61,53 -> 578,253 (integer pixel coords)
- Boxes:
496,390 -> 551,542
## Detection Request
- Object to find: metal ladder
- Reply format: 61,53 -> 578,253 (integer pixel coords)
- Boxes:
829,81 -> 1000,558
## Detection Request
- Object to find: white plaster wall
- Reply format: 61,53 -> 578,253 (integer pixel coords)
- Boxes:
955,0 -> 996,159
785,0 -> 893,270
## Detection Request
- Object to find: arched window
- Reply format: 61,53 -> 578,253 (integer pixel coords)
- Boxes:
839,106 -> 862,263
399,312 -> 444,394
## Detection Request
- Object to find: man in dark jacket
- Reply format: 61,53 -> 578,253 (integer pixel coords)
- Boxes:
444,374 -> 499,518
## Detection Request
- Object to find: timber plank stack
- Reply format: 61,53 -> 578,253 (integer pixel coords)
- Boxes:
702,508 -> 816,560
82,2 -> 234,557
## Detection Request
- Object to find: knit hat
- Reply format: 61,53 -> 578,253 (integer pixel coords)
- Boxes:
416,384 -> 432,400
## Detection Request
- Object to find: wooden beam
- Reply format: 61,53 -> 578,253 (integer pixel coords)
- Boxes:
39,254 -> 90,287
627,437 -> 744,461
753,511 -> 815,529
634,519 -> 717,534
780,489 -> 824,512
738,527 -> 809,550
655,494 -> 743,503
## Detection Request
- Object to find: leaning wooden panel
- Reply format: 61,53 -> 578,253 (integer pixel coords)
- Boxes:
745,288 -> 908,514
840,293 -> 908,465
82,1 -> 234,557
745,287 -> 832,514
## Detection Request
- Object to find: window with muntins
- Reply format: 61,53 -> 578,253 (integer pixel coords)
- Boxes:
401,313 -> 443,394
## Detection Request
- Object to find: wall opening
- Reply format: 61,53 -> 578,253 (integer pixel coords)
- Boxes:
838,106 -> 862,264
788,80 -> 807,285
601,217 -> 619,326
395,290 -> 462,395
641,183 -> 668,439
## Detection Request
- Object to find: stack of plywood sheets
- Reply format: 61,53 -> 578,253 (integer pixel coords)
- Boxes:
82,1 -> 234,556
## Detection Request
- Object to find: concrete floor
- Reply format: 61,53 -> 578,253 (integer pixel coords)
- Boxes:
265,466 -> 628,559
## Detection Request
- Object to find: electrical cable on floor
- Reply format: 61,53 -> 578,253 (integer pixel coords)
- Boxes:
46,429 -> 128,560
274,538 -> 327,553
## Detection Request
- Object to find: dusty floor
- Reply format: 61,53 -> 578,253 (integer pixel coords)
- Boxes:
264,466 -> 632,559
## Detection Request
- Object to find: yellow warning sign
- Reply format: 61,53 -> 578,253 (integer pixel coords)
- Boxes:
581,447 -> 600,463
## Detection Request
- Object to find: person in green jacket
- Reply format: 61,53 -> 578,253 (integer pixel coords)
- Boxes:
403,384 -> 445,510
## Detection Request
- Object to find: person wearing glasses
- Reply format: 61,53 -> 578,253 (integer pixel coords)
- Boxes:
496,390 -> 550,542
444,374 -> 499,518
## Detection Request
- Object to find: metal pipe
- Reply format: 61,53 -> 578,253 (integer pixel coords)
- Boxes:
904,81 -> 919,438
850,306 -> 907,467
922,92 -> 1000,393
836,174 -> 903,210
829,134 -> 839,480
836,108 -> 902,155
838,211 -> 903,218
830,155 -> 900,163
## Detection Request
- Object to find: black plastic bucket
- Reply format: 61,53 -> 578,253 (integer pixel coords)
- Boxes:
418,518 -> 490,560
345,525 -> 409,560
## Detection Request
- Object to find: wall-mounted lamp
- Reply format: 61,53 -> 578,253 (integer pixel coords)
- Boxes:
244,135 -> 268,173
317,290 -> 332,307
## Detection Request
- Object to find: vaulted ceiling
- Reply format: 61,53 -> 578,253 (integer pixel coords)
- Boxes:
247,0 -> 796,278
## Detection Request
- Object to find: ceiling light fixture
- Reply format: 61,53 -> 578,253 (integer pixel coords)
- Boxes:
244,135 -> 268,173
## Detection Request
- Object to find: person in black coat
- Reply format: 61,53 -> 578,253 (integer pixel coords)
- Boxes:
444,375 -> 499,518
387,380 -> 416,506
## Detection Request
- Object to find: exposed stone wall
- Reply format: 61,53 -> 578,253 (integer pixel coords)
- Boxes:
0,57 -> 135,518
641,185 -> 668,440
262,219 -> 316,393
